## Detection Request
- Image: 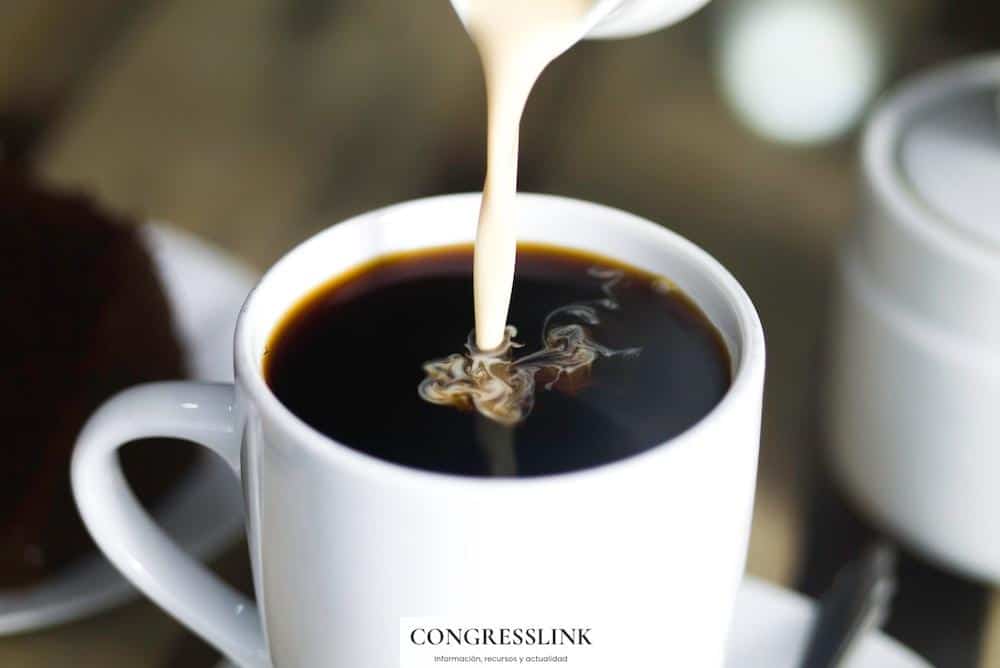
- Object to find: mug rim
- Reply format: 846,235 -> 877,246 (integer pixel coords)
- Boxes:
233,193 -> 765,489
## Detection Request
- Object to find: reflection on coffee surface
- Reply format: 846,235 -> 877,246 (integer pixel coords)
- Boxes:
264,244 -> 731,477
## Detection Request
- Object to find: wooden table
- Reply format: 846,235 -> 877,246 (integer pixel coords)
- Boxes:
1,1 -> 997,665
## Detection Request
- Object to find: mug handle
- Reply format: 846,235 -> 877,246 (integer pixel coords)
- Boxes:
71,381 -> 270,668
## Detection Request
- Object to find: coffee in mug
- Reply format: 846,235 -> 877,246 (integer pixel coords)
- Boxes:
264,243 -> 731,477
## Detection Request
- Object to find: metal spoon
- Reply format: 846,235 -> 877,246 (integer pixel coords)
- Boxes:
798,542 -> 898,668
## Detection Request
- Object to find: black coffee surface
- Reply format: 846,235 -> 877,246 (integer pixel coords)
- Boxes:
264,244 -> 731,477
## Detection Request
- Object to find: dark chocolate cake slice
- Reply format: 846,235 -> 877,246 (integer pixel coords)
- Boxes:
0,171 -> 193,587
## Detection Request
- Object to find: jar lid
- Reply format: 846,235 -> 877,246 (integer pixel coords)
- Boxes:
858,55 -> 1000,348
900,88 -> 1000,250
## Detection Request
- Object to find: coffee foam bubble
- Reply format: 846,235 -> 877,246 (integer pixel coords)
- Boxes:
418,268 -> 642,426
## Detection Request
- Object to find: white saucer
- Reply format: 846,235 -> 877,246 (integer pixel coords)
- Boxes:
726,578 -> 929,668
0,225 -> 257,635
212,578 -> 929,668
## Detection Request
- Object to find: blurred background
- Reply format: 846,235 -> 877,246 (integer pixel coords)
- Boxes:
1,0 -> 998,665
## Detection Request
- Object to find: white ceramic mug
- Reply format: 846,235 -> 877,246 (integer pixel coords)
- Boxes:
72,194 -> 764,667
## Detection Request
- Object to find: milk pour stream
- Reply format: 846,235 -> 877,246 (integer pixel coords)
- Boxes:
420,0 -> 708,429
419,1 -> 645,430
466,0 -> 597,351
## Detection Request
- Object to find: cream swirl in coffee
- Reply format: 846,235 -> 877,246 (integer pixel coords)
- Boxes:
419,268 -> 642,426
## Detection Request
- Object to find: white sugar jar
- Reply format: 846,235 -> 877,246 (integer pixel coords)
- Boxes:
826,55 -> 1000,582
